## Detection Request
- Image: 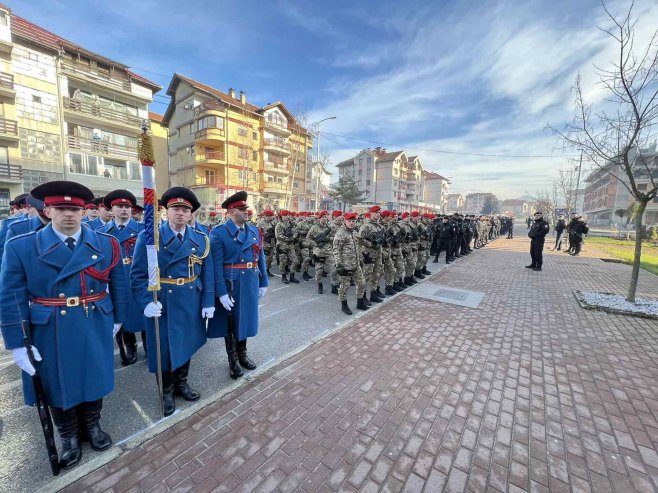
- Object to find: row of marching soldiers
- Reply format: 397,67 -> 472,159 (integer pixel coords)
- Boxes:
0,183 -> 266,470
256,206 -> 501,315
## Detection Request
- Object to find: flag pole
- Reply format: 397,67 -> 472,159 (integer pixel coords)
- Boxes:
139,121 -> 164,419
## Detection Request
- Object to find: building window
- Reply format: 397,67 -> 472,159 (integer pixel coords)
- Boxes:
0,12 -> 7,26
393,168 -> 398,176
359,158 -> 363,165
0,146 -> 7,165
358,170 -> 362,176
293,181 -> 299,189
367,157 -> 372,165
204,169 -> 215,185
238,126 -> 248,137
19,128 -> 61,163
238,147 -> 248,159
366,180 -> 370,186
103,158 -> 128,180
252,131 -> 258,140
197,115 -> 223,131
253,150 -> 258,161
189,123 -> 194,135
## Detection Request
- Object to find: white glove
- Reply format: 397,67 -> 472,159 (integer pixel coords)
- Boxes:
12,346 -> 42,376
259,287 -> 267,298
201,307 -> 215,319
144,301 -> 162,318
113,323 -> 122,337
219,294 -> 234,311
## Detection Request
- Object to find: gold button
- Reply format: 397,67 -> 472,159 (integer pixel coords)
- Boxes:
168,289 -> 173,294
60,310 -> 67,316
92,255 -> 98,259
58,293 -> 65,298
192,248 -> 196,251
168,276 -> 172,279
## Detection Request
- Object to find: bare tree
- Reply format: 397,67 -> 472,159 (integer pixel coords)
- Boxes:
533,188 -> 556,224
551,1 -> 658,302
553,164 -> 580,214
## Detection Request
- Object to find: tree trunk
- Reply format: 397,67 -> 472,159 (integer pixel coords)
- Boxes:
627,200 -> 647,303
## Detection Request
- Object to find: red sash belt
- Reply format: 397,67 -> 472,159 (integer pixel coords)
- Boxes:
224,263 -> 258,270
33,292 -> 107,307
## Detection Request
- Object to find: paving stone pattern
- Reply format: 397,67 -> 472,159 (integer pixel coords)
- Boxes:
64,237 -> 658,492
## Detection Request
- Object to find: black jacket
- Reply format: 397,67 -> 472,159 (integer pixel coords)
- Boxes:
555,219 -> 566,233
528,219 -> 550,239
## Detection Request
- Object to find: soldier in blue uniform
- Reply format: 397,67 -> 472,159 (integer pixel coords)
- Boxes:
207,191 -> 268,380
188,210 -> 209,235
0,193 -> 28,265
82,200 -> 99,223
131,187 -> 215,416
87,197 -> 112,230
132,203 -> 144,223
0,181 -> 127,469
102,190 -> 146,365
5,194 -> 50,242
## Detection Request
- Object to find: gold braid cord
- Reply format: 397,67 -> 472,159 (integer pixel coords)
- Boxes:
188,235 -> 211,278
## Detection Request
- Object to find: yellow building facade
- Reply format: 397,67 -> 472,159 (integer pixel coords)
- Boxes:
162,74 -> 313,212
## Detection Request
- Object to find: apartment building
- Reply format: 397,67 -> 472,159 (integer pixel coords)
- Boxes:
162,74 -> 312,212
336,147 -> 447,212
500,198 -> 529,218
422,171 -> 449,212
465,192 -> 497,214
447,193 -> 465,211
0,6 -> 160,208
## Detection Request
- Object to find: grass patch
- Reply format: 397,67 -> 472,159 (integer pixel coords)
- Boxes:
586,236 -> 658,276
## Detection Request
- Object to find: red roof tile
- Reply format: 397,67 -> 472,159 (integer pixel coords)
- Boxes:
149,112 -> 164,123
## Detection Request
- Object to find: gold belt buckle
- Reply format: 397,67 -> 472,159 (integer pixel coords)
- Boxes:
246,262 -> 253,269
66,296 -> 80,307
176,278 -> 185,285
123,257 -> 132,265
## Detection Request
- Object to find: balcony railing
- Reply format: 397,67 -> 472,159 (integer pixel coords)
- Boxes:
67,134 -> 138,159
264,138 -> 290,152
197,149 -> 226,162
193,177 -> 224,187
61,60 -> 133,93
265,156 -> 287,167
0,116 -> 18,136
0,72 -> 14,91
63,97 -> 143,128
264,119 -> 289,132
194,101 -> 227,116
0,163 -> 22,181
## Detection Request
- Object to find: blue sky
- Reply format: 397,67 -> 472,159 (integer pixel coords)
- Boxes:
14,0 -> 658,199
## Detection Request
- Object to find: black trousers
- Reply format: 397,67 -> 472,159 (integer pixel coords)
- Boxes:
530,238 -> 545,267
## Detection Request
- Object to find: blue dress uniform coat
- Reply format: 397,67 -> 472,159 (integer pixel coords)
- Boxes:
5,215 -> 48,242
86,217 -> 110,231
131,224 -> 214,373
191,221 -> 209,235
0,212 -> 28,266
103,219 -> 145,333
0,224 -> 128,409
207,219 -> 268,341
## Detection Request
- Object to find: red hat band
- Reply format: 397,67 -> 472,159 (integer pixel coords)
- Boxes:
44,196 -> 85,208
110,198 -> 133,207
226,200 -> 247,210
167,197 -> 193,209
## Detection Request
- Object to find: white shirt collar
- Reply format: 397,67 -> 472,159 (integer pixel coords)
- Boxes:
168,223 -> 185,239
52,226 -> 82,244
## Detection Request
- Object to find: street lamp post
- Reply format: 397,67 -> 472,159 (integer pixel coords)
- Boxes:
313,116 -> 336,210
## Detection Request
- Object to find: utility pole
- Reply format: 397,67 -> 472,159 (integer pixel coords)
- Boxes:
313,116 -> 336,210
574,151 -> 583,214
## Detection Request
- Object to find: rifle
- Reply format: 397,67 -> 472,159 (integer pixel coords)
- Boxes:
263,226 -> 275,243
283,221 -> 295,241
313,227 -> 331,246
16,295 -> 60,476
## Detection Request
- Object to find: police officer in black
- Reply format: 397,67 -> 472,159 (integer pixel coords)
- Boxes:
526,211 -> 550,271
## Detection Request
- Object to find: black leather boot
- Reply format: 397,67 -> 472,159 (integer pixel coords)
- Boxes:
385,285 -> 396,296
289,272 -> 300,283
369,292 -> 382,303
404,276 -> 414,286
322,270 -> 328,277
331,284 -> 339,295
302,271 -> 311,281
395,280 -> 405,291
80,399 -> 112,451
116,331 -> 128,366
422,267 -> 431,275
375,287 -> 385,298
409,275 -> 418,284
162,372 -> 176,417
363,294 -> 372,307
225,331 -> 243,380
266,268 -> 273,277
318,282 -> 323,294
282,272 -> 289,284
140,331 -> 148,357
356,297 -> 369,311
174,361 -> 200,401
341,300 -> 353,315
51,405 -> 82,469
123,331 -> 138,365
414,269 -> 425,279
236,339 -> 257,370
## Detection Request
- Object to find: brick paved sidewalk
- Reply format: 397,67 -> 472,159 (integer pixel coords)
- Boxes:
64,237 -> 658,492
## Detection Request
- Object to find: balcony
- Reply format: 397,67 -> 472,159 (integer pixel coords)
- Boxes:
61,59 -> 136,96
67,134 -> 138,159
0,163 -> 22,182
63,96 -> 143,133
262,181 -> 288,194
0,72 -> 15,98
195,127 -> 226,145
196,149 -> 226,164
194,101 -> 226,117
0,116 -> 19,142
264,119 -> 291,136
264,138 -> 290,155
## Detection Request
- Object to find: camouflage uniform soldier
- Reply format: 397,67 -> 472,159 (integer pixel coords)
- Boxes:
306,211 -> 333,293
328,210 -> 343,294
256,210 -> 277,276
389,214 -> 407,290
333,212 -> 368,315
295,213 -> 313,281
380,210 -> 398,295
274,210 -> 299,284
358,206 -> 386,305
399,213 -> 417,286
416,214 -> 432,276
